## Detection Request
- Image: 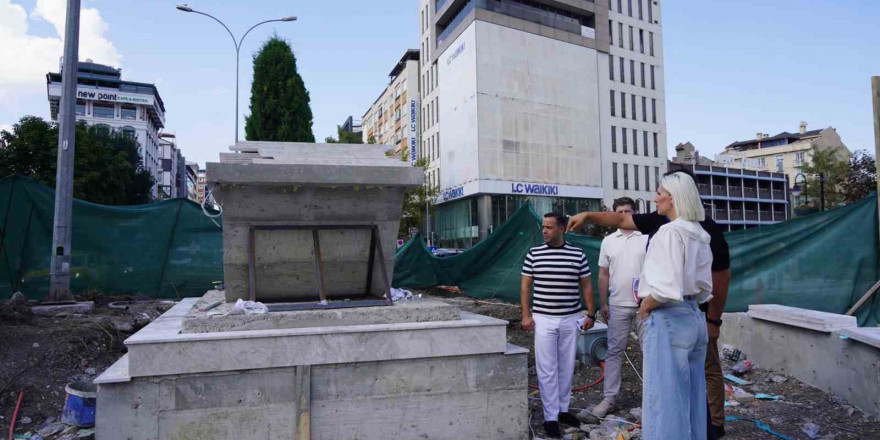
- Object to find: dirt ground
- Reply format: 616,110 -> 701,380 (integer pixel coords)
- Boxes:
0,295 -> 172,438
2,290 -> 878,440
425,287 -> 880,440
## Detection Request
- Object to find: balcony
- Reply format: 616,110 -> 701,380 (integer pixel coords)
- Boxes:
729,210 -> 744,221
713,185 -> 726,196
729,187 -> 742,196
744,210 -> 758,221
698,184 -> 710,196
743,188 -> 757,198
772,189 -> 784,199
759,210 -> 771,220
759,189 -> 771,199
714,209 -> 728,220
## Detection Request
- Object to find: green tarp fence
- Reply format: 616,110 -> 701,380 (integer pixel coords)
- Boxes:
0,175 -> 223,299
395,193 -> 880,327
2,175 -> 879,327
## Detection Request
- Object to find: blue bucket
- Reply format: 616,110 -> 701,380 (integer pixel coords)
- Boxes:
61,380 -> 97,427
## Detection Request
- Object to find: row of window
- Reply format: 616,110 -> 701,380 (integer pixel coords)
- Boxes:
609,0 -> 655,24
422,63 -> 438,99
609,90 -> 658,123
612,163 -> 660,193
76,99 -> 138,120
421,132 -> 440,162
611,126 -> 659,158
609,55 -> 656,90
609,21 -> 655,56
423,97 -> 439,132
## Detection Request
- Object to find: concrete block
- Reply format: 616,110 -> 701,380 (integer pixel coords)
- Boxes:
158,404 -> 297,440
96,377 -> 161,440
95,354 -> 130,384
183,292 -> 460,333
126,303 -> 509,377
207,163 -> 423,187
719,312 -> 880,417
838,327 -> 880,350
31,301 -> 94,316
748,304 -> 857,332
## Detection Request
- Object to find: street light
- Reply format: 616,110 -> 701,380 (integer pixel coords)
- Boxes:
176,4 -> 296,144
792,172 -> 826,211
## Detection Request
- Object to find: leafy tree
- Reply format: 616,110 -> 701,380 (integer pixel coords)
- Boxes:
367,135 -> 376,145
398,156 -> 438,238
323,126 -> 362,144
840,150 -> 877,203
0,116 -> 153,205
797,145 -> 849,208
245,36 -> 315,142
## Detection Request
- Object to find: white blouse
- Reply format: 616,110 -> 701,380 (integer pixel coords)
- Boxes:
638,219 -> 714,304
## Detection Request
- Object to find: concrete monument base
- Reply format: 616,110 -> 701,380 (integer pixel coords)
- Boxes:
95,296 -> 529,440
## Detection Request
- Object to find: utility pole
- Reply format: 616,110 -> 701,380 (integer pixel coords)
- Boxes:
872,77 -> 880,242
48,0 -> 81,302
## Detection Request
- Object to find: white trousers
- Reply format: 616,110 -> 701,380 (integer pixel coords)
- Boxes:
534,313 -> 581,421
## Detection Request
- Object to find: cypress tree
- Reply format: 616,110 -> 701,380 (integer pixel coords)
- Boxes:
245,36 -> 315,142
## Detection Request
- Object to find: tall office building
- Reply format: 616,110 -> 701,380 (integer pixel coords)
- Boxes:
47,60 -> 167,199
418,0 -> 667,248
362,50 -> 421,158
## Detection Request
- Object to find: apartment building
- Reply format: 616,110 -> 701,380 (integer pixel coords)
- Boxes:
362,50 -> 421,161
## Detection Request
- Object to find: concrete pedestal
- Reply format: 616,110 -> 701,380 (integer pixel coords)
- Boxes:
95,297 -> 529,440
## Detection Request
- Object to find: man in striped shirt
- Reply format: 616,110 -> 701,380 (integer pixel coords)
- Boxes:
521,212 -> 596,439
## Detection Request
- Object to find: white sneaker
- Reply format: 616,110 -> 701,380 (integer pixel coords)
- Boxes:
592,399 -> 617,418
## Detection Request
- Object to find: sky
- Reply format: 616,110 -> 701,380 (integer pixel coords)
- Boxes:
1,0 -> 879,168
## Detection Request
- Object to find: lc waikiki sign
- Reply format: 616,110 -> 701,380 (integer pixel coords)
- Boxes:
410,100 -> 417,165
510,182 -> 559,195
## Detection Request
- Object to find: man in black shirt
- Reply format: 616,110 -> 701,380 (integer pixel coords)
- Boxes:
567,171 -> 731,439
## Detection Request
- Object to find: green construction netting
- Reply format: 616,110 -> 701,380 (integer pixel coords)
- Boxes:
395,194 -> 880,327
2,175 -> 879,327
0,175 -> 223,299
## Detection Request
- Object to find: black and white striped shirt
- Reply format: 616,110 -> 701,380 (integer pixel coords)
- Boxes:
522,242 -> 591,316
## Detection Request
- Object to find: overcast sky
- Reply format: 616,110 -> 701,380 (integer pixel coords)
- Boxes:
1,0 -> 878,168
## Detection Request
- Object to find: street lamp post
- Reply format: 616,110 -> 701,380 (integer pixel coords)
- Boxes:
176,5 -> 296,144
792,172 -> 826,212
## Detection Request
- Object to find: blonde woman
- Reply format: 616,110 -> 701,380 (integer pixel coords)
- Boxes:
637,172 -> 713,440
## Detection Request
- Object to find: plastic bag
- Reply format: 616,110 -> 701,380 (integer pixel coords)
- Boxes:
228,299 -> 268,315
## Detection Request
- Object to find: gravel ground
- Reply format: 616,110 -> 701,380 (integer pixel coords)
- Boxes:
423,287 -> 880,440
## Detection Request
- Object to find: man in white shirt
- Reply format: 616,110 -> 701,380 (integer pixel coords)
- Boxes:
592,197 -> 648,417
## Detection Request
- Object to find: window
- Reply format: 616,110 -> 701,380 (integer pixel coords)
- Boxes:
630,60 -> 635,85
610,90 -> 616,116
645,165 -> 651,191
622,128 -> 628,154
651,98 -> 657,123
122,126 -> 136,140
93,102 -> 114,119
795,151 -> 805,165
619,57 -> 625,82
650,65 -> 656,89
653,132 -> 659,157
613,163 -> 619,189
627,0 -> 632,16
631,94 -> 636,120
435,97 -> 439,123
642,97 -> 647,122
76,99 -> 86,116
435,132 -> 440,159
758,157 -> 766,168
776,155 -> 784,173
648,0 -> 653,22
611,126 -> 617,152
639,30 -> 645,53
643,130 -> 648,156
609,55 -> 614,80
655,167 -> 660,191
618,23 -> 624,47
632,129 -> 638,155
617,0 -> 622,13
634,164 -> 640,190
646,200 -> 651,212
640,62 -> 646,87
94,123 -> 111,135
649,32 -> 655,56
629,26 -> 634,50
621,92 -> 626,118
638,0 -> 643,19
624,164 -> 630,190
608,19 -> 613,39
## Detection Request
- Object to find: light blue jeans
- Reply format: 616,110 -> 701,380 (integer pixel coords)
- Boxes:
641,298 -> 708,440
